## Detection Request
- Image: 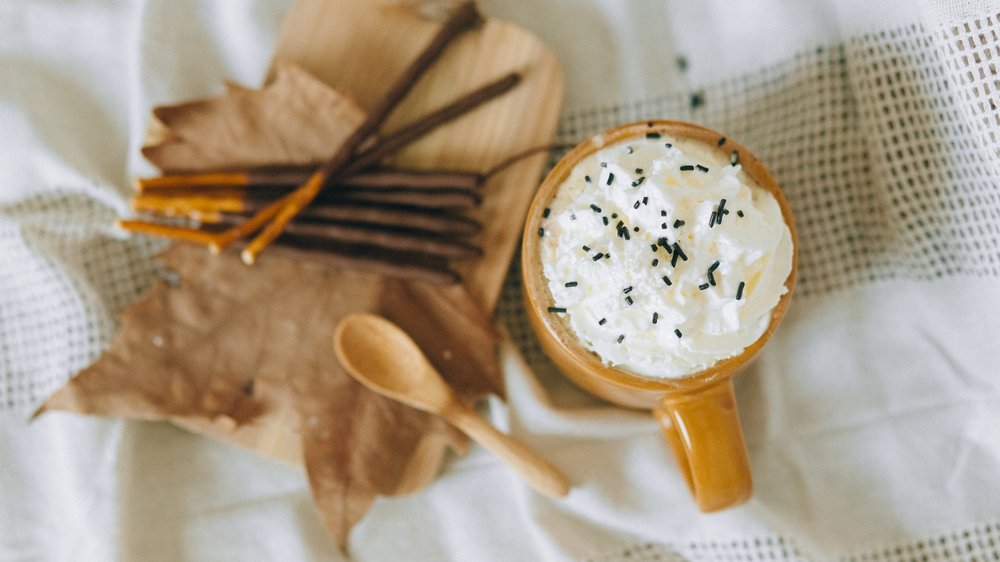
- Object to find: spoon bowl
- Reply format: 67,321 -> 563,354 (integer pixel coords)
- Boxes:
334,313 -> 453,412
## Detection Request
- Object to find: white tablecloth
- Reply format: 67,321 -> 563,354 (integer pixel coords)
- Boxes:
3,1 -> 1000,560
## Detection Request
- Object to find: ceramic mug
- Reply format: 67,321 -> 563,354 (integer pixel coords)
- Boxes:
520,120 -> 797,512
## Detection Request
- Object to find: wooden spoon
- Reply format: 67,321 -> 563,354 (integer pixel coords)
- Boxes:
333,313 -> 570,498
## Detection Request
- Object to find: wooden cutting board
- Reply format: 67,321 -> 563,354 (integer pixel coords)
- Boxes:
173,0 -> 564,464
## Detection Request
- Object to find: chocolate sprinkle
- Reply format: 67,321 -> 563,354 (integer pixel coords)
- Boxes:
674,219 -> 685,228
652,259 -> 659,266
612,213 -> 618,218
650,244 -> 658,252
680,165 -> 695,171
538,227 -> 545,237
633,200 -> 641,209
662,275 -> 672,286
585,175 -> 592,183
646,132 -> 661,139
590,204 -> 602,213
675,329 -> 683,338
737,210 -> 745,217
665,143 -> 673,148
696,164 -> 709,173
736,281 -> 745,300
633,226 -> 639,232
623,286 -> 633,294
635,168 -> 644,174
661,210 -> 667,217
548,307 -> 567,313
543,207 -> 550,218
592,252 -> 604,261
599,318 -> 607,325
625,296 -> 634,305
600,162 -> 607,168
603,216 -> 609,225
661,222 -> 668,229
642,196 -> 649,205
673,243 -> 688,260
617,334 -> 625,343
699,283 -> 710,290
607,173 -> 615,186
626,146 -> 634,154
709,211 -> 717,227
565,281 -> 578,287
582,245 -> 590,251
632,177 -> 646,187
717,137 -> 727,146
707,262 -> 720,286
652,312 -> 659,324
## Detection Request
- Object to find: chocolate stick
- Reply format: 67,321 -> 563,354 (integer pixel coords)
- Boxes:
276,204 -> 480,236
140,202 -> 481,237
241,1 -> 482,264
134,182 -> 482,212
136,167 -> 482,193
116,220 -> 221,246
244,235 -> 462,286
320,188 -> 480,209
342,168 -> 481,191
215,216 -> 481,260
343,72 -> 521,175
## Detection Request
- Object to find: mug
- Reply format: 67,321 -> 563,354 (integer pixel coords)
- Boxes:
520,120 -> 797,512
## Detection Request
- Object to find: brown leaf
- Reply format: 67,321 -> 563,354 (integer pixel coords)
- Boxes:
141,64 -> 366,173
39,243 -> 501,547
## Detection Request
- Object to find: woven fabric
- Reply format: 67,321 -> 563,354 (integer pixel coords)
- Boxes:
493,8 -> 1000,562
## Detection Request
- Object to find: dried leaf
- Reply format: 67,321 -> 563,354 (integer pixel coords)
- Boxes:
141,64 -> 366,173
40,243 -> 501,547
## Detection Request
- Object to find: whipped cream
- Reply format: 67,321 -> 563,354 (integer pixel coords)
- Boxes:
538,133 -> 793,378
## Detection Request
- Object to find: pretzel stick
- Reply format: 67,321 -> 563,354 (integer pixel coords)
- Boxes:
324,188 -> 480,208
135,167 -> 481,193
276,204 -> 480,235
117,220 -> 464,284
342,73 -> 521,177
240,1 -> 482,264
261,236 -> 461,285
133,183 -> 481,212
214,216 -> 481,260
137,201 -> 481,237
342,168 -> 481,191
117,220 -> 223,246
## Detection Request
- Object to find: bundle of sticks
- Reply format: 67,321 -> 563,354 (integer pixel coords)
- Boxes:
120,2 -> 516,285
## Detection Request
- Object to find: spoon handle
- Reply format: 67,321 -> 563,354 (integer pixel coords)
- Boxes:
445,402 -> 570,498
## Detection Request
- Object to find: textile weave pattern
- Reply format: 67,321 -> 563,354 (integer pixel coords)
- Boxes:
498,10 -> 1000,562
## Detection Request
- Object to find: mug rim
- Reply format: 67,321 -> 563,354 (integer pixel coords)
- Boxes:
520,119 -> 798,393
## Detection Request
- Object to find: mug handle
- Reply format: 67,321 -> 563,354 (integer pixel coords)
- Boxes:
652,378 -> 752,512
